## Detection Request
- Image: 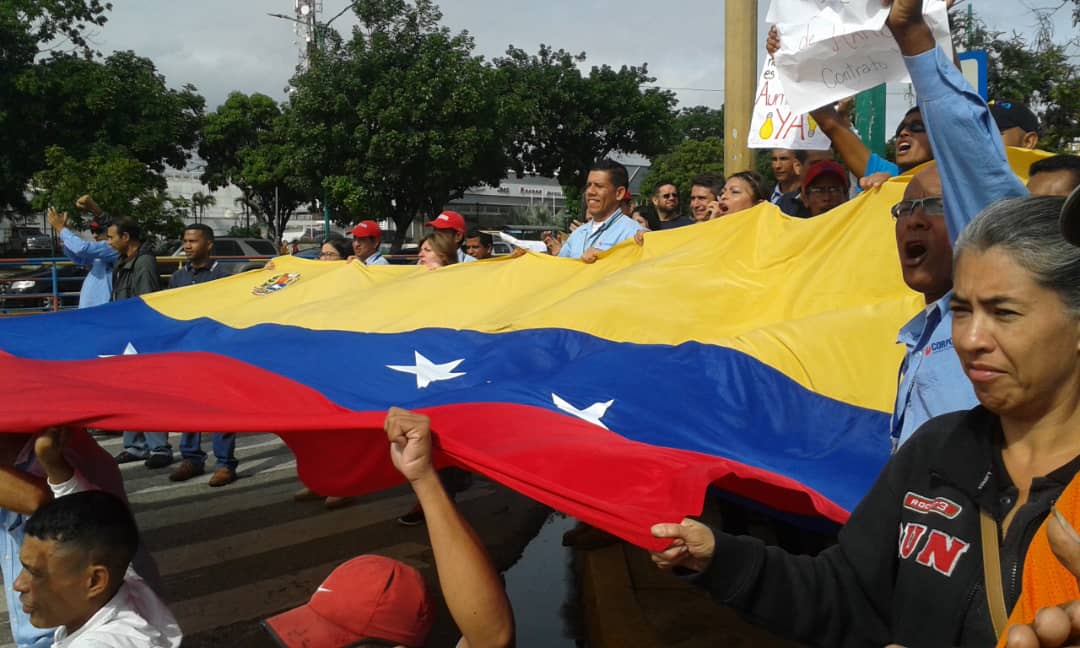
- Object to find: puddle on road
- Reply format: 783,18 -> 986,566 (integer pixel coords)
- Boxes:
502,512 -> 583,648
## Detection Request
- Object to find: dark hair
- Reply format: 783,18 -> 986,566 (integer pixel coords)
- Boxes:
1030,154 -> 1080,179
183,223 -> 215,242
26,491 -> 139,586
88,217 -> 111,236
422,232 -> 458,266
464,230 -> 493,248
110,217 -> 142,243
651,183 -> 679,197
590,159 -> 630,191
321,235 -> 352,259
632,205 -> 662,231
726,170 -> 768,203
690,173 -> 726,197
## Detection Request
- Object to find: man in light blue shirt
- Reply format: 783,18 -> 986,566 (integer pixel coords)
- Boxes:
886,0 -> 1029,450
544,159 -> 644,260
46,198 -> 118,309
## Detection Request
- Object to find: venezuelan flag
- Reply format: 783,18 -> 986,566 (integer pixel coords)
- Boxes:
0,150 -> 1044,547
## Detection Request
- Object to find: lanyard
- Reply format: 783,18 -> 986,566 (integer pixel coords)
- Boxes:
584,211 -> 624,248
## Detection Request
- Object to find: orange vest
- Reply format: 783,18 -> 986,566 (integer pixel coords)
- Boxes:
996,475 -> 1080,646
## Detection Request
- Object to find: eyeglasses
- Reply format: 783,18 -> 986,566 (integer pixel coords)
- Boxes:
659,193 -> 678,198
894,119 -> 927,139
890,196 -> 945,219
806,186 -> 846,196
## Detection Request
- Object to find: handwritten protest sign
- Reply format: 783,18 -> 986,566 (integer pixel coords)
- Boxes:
766,0 -> 953,115
748,57 -> 833,150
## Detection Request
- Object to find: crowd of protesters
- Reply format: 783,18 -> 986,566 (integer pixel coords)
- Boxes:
9,0 -> 1080,645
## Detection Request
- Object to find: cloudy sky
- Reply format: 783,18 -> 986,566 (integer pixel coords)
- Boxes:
93,1 -> 1068,142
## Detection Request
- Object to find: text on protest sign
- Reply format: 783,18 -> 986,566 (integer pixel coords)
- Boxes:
766,0 -> 953,115
748,57 -> 834,150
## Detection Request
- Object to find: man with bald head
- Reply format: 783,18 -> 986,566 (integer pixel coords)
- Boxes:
885,0 -> 1029,451
890,164 -> 980,449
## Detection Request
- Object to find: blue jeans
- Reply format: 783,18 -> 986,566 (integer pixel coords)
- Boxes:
179,433 -> 238,470
122,432 -> 172,458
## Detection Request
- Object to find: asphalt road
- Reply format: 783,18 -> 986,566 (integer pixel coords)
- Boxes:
0,432 -> 556,647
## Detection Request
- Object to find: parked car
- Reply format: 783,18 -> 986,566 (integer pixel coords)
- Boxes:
3,227 -> 54,257
0,264 -> 87,311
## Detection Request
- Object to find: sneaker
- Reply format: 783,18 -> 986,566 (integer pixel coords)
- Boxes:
208,468 -> 237,487
397,504 -> 425,526
114,451 -> 144,464
168,459 -> 204,482
144,454 -> 173,469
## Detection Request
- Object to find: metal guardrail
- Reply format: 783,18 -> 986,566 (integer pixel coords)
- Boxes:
0,256 -> 270,316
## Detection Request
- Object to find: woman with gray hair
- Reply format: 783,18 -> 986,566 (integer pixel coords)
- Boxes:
649,195 -> 1080,647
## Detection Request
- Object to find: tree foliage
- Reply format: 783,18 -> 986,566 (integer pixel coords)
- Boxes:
951,8 -> 1080,152
2,1 -> 204,241
494,45 -> 677,216
639,137 -> 726,208
24,51 -> 203,238
199,92 -> 305,242
282,0 -> 508,249
674,106 -> 725,142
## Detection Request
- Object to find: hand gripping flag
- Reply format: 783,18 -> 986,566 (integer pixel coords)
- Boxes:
0,152 -> 1044,548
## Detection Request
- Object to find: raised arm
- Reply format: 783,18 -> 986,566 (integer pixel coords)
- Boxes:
810,105 -> 872,178
385,408 -> 515,648
48,207 -> 118,266
886,0 -> 1027,241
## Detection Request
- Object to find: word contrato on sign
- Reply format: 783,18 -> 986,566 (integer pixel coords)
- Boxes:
766,0 -> 953,114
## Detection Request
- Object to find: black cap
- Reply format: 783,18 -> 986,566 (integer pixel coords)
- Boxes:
1062,184 -> 1080,246
88,215 -> 111,235
989,99 -> 1040,134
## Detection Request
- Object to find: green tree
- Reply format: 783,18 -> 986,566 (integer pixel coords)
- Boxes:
674,106 -> 725,142
285,0 -> 508,249
639,137 -> 726,209
951,8 -> 1080,152
25,51 -> 203,238
191,191 -> 216,224
199,92 -> 306,242
1,0 -> 113,213
494,45 -> 677,217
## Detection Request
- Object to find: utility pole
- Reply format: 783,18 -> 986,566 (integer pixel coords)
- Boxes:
724,0 -> 758,176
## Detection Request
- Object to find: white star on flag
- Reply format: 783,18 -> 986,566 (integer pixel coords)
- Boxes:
387,351 -> 466,389
552,393 -> 614,429
98,342 -> 139,358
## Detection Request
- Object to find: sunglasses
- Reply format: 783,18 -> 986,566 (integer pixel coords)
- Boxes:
894,119 -> 927,139
891,197 -> 945,219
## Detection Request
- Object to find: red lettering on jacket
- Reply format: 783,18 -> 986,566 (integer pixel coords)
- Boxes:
915,530 -> 971,577
898,522 -> 928,559
903,491 -> 962,519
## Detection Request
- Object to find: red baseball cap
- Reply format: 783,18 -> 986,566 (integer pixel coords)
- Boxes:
425,210 -> 466,233
802,160 -> 850,191
263,555 -> 433,648
350,220 -> 382,240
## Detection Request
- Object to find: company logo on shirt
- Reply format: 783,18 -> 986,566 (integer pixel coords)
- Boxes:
903,491 -> 962,519
923,338 -> 955,356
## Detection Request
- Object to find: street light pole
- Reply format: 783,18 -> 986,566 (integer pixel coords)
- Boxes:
268,4 -> 353,239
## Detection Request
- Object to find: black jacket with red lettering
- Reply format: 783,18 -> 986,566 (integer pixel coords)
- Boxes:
696,406 -> 1080,647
